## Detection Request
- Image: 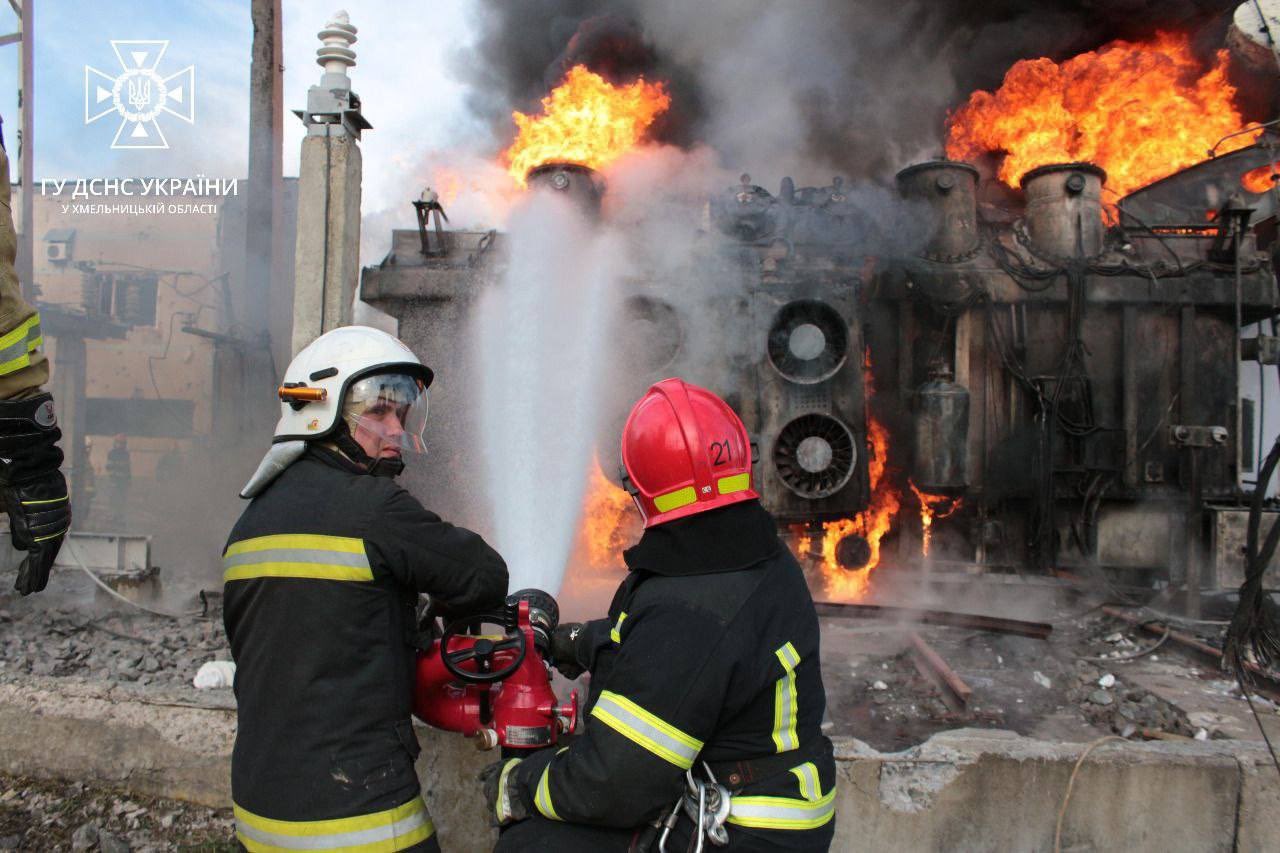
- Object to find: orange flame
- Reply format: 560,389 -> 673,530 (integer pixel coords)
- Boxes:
1242,161 -> 1280,195
503,65 -> 671,186
908,481 -> 963,557
574,456 -> 639,569
792,352 -> 906,601
808,415 -> 904,600
945,32 -> 1259,201
429,167 -> 465,207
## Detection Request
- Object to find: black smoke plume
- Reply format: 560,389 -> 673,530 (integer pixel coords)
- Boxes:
453,0 -> 1239,183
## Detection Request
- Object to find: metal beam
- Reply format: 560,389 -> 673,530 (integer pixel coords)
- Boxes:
908,631 -> 972,711
814,601 -> 1053,639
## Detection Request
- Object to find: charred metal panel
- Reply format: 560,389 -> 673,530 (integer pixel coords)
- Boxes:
754,275 -> 869,522
1021,163 -> 1107,259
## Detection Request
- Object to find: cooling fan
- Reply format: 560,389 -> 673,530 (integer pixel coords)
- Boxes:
767,300 -> 848,384
773,414 -> 857,498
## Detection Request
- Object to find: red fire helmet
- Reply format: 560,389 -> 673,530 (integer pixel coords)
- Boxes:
620,377 -> 758,528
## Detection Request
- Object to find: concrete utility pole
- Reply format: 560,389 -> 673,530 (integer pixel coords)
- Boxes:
290,10 -> 370,356
247,0 -> 284,353
241,0 -> 285,439
10,0 -> 32,301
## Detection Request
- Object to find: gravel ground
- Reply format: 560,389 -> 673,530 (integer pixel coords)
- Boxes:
0,774 -> 235,852
0,604 -> 230,689
821,608 -> 1241,750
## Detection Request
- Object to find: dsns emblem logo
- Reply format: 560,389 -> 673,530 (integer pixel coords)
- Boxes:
84,41 -> 195,150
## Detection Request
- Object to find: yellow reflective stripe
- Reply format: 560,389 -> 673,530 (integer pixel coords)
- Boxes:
0,314 -> 39,351
727,788 -> 836,831
497,758 -> 521,823
225,534 -> 366,556
610,611 -> 628,644
534,764 -> 561,821
0,349 -> 33,376
20,496 -> 68,506
0,315 -> 42,377
234,797 -> 434,851
591,690 -> 704,769
33,525 -> 69,543
790,762 -> 820,802
223,534 -> 373,583
717,472 -> 750,495
224,562 -> 374,583
772,643 -> 800,753
653,486 -> 697,513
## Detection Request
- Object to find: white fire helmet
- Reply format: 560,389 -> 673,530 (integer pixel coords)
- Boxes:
240,326 -> 433,498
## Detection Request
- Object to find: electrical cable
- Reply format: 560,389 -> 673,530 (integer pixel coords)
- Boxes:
1235,666 -> 1280,778
1081,624 -> 1170,663
1053,736 -> 1125,853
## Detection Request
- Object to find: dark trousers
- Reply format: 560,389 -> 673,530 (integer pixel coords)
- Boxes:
493,814 -> 833,852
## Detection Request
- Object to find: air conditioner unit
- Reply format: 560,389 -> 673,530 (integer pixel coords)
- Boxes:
42,228 -> 75,265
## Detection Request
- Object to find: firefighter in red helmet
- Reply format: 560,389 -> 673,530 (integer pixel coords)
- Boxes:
484,378 -> 835,852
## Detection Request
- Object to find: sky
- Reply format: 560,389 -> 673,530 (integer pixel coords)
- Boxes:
0,0 -> 488,260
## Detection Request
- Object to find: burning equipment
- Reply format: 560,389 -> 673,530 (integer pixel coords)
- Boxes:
413,588 -> 578,750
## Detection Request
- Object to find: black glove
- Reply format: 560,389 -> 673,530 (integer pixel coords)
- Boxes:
550,622 -> 586,679
480,758 -> 528,825
0,394 -> 70,595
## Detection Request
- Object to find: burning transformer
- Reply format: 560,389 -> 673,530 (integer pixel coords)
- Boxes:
363,23 -> 1280,610
870,150 -> 1277,609
363,144 -> 1278,611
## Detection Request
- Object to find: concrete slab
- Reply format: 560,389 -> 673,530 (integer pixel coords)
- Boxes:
0,678 -> 234,808
2,679 -> 1277,852
830,729 -> 1256,853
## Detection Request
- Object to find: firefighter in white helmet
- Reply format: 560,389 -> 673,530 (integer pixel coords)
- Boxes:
223,326 -> 508,853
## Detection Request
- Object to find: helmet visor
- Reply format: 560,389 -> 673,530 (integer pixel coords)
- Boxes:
343,373 -> 429,455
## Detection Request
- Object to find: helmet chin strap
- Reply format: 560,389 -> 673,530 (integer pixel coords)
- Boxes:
333,421 -> 404,479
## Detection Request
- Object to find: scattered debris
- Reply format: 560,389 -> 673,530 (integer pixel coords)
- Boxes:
0,774 -> 234,851
0,605 -> 229,689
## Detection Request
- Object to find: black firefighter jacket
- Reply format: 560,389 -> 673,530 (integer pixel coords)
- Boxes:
508,499 -> 836,850
222,445 -> 508,852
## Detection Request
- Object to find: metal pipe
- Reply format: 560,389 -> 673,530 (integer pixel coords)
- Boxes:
1100,606 -> 1280,699
814,601 -> 1053,639
908,631 -> 972,710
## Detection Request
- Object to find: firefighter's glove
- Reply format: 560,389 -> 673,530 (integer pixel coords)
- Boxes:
0,394 -> 69,595
550,622 -> 586,679
480,758 -> 528,825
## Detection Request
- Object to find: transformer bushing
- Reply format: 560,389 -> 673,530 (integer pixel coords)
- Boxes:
293,10 -> 371,138
895,160 -> 981,261
1020,163 -> 1107,260
526,163 -> 605,217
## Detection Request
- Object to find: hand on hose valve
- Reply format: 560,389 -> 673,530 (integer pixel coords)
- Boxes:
550,622 -> 586,679
0,394 -> 70,595
480,758 -> 528,825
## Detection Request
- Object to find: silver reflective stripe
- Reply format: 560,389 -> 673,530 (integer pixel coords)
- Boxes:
222,548 -> 371,569
235,807 -> 430,850
0,322 -> 39,365
592,691 -> 703,769
776,643 -> 800,672
791,762 -> 820,801
773,643 -> 801,753
728,790 -> 836,830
